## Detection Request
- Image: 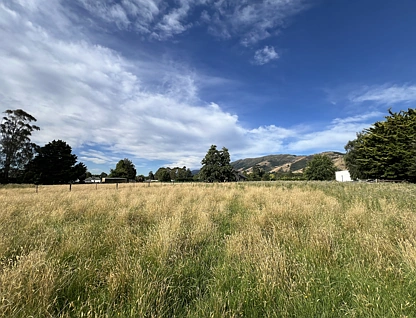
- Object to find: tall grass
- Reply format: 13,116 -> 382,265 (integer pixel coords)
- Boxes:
1,182 -> 415,317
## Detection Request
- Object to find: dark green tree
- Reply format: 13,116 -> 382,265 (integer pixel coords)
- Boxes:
304,154 -> 336,181
345,108 -> 416,181
186,168 -> 193,180
136,175 -> 145,182
344,132 -> 368,180
155,167 -> 171,182
200,145 -> 234,182
248,165 -> 266,181
110,158 -> 136,180
25,140 -> 87,184
148,171 -> 155,180
0,109 -> 40,183
100,172 -> 108,179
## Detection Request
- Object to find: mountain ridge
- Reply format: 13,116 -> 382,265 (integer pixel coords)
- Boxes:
231,151 -> 346,174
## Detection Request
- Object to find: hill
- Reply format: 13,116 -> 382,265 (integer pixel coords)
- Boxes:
231,151 -> 346,174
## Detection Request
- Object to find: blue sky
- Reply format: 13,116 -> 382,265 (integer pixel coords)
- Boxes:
1,0 -> 416,175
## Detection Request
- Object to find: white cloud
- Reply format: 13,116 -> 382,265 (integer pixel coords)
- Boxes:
253,46 -> 279,65
79,150 -> 118,165
287,113 -> 383,152
71,0 -> 309,45
209,0 -> 309,46
349,84 -> 416,104
0,0 -> 373,173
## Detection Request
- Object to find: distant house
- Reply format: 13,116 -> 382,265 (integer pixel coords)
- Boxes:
335,170 -> 352,182
85,177 -> 101,183
102,177 -> 128,183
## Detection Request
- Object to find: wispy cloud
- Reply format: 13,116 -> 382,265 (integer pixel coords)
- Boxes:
253,46 -> 279,65
72,0 -> 310,45
208,0 -> 309,46
349,84 -> 416,104
287,112 -> 383,152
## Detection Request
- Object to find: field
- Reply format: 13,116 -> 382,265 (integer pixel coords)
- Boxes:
1,181 -> 416,317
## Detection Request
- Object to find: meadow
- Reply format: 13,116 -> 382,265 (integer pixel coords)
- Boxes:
1,181 -> 416,317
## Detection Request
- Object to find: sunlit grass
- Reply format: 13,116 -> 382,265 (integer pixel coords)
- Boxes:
1,181 -> 416,317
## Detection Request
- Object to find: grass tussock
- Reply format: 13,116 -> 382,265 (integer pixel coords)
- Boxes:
1,181 -> 416,317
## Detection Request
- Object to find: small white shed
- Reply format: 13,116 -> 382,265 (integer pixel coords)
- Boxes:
335,170 -> 352,182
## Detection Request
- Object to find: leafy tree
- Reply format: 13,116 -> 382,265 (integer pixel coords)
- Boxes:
200,145 -> 234,182
148,171 -> 155,180
25,140 -> 87,184
304,154 -> 336,181
100,172 -> 108,179
345,108 -> 416,181
136,175 -> 145,182
248,164 -> 266,181
0,109 -> 40,183
155,167 -> 171,182
110,158 -> 136,180
154,166 -> 193,182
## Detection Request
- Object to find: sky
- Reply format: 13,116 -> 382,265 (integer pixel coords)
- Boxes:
1,0 -> 416,175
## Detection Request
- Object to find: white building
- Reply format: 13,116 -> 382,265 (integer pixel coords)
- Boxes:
335,170 -> 352,182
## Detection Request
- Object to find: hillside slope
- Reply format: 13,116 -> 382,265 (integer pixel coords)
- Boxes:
231,151 -> 346,174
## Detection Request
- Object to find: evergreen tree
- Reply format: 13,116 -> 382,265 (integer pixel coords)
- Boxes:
345,108 -> 416,181
0,109 -> 40,183
25,140 -> 87,184
304,154 -> 336,181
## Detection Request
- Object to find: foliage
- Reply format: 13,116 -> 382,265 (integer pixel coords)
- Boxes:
100,172 -> 108,179
0,109 -> 40,183
274,171 -> 306,181
246,165 -> 273,181
1,182 -> 416,317
304,154 -> 336,181
24,140 -> 86,184
154,166 -> 193,182
109,158 -> 136,180
136,174 -> 146,182
155,167 -> 171,182
345,108 -> 416,181
200,145 -> 234,182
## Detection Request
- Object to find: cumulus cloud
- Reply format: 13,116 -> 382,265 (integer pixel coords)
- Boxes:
253,46 -> 279,65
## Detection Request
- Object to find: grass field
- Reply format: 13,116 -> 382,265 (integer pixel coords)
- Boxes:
1,181 -> 416,317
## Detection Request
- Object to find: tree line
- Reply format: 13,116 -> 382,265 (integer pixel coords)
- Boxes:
2,108 -> 415,184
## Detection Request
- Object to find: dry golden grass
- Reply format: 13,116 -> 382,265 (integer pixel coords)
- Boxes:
1,181 -> 416,317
